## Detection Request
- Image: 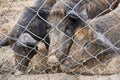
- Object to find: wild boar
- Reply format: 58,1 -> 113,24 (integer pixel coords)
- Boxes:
47,0 -> 120,67
61,4 -> 120,74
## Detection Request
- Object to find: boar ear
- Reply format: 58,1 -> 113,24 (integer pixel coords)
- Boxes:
38,9 -> 50,18
29,7 -> 50,18
78,6 -> 88,21
67,5 -> 88,21
67,11 -> 79,20
17,33 -> 38,47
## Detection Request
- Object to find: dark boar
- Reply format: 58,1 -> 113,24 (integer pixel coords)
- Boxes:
47,0 -> 120,66
0,0 -> 56,74
61,5 -> 120,74
47,0 -> 78,66
65,0 -> 120,21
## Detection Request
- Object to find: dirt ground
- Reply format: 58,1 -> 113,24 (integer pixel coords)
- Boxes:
0,0 -> 34,38
0,0 -> 120,80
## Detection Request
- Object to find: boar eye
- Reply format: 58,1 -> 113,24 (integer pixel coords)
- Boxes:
65,26 -> 74,37
66,29 -> 72,36
53,12 -> 64,18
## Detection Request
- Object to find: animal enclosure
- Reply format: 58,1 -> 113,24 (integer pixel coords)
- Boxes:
0,0 -> 120,80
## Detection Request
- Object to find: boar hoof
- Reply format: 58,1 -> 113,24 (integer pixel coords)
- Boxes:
14,71 -> 24,75
47,55 -> 59,67
60,65 -> 68,72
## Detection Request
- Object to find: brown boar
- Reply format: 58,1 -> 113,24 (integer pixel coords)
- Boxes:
47,0 -> 120,67
61,4 -> 120,74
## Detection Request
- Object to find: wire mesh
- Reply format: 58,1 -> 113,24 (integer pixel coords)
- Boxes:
0,0 -> 120,79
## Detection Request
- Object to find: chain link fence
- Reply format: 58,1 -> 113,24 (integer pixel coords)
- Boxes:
0,0 -> 120,79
